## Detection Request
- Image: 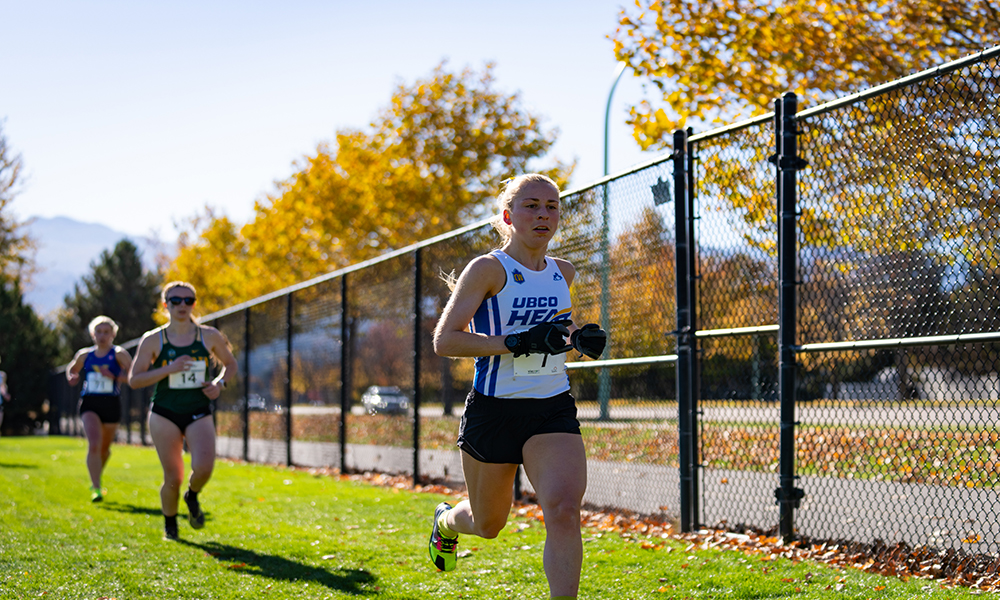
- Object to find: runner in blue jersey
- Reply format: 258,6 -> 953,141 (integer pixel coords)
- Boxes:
430,174 -> 607,599
129,281 -> 238,540
66,316 -> 133,502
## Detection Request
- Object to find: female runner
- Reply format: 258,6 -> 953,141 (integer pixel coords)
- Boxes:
129,281 -> 238,540
430,174 -> 606,599
66,316 -> 133,502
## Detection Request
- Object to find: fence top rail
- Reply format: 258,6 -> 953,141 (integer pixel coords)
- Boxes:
687,112 -> 774,144
696,324 -> 779,339
796,44 -> 1000,120
797,331 -> 1000,353
561,150 -> 674,198
560,113 -> 775,199
565,354 -> 678,370
197,218 -> 495,323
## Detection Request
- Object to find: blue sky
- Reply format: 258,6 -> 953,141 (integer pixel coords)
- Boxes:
2,0 -> 657,240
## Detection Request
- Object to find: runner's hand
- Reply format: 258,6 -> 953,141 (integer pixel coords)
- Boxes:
509,320 -> 573,357
168,356 -> 195,373
571,323 -> 607,359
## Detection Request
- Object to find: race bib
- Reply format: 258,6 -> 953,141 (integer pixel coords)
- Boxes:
168,360 -> 207,389
85,371 -> 114,394
513,352 -> 566,377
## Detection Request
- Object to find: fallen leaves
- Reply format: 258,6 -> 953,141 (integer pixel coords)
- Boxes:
284,466 -> 1000,593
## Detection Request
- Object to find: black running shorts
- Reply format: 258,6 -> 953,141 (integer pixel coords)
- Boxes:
457,389 -> 581,465
150,403 -> 213,434
79,395 -> 122,424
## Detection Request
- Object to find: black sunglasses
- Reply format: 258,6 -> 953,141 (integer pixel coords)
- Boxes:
167,296 -> 196,306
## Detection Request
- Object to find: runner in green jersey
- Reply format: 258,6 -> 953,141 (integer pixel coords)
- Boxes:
129,281 -> 238,540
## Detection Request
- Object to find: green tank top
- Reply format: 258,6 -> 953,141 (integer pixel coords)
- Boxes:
151,326 -> 213,414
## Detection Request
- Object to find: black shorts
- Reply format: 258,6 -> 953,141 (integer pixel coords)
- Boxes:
150,403 -> 213,434
79,395 -> 122,424
457,389 -> 581,465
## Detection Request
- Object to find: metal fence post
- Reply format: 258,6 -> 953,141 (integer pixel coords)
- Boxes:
243,306 -> 251,462
776,92 -> 805,542
340,275 -> 349,474
686,128 -> 701,528
673,127 -> 694,532
47,373 -> 62,435
598,180 -> 612,420
412,248 -> 422,486
286,292 -> 294,466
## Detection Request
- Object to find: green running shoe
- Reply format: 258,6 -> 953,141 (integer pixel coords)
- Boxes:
90,486 -> 103,503
428,502 -> 459,571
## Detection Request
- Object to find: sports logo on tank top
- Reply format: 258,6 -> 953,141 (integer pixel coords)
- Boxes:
507,296 -> 570,326
553,271 -> 563,281
512,269 -> 525,284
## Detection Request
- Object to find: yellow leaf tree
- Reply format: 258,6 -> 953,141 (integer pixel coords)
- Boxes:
167,62 -> 572,315
612,0 -> 999,148
613,2 -> 999,395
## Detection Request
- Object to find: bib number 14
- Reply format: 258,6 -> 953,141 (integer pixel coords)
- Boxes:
168,360 -> 207,389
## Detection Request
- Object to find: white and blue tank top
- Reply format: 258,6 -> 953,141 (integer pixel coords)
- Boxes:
470,250 -> 573,399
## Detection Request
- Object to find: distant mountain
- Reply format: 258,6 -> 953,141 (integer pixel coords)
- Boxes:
21,216 -> 165,319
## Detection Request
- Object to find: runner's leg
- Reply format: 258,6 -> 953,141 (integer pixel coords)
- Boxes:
183,416 -> 216,493
81,411 -> 105,489
522,432 -> 587,598
148,412 -> 185,516
446,452 -> 519,539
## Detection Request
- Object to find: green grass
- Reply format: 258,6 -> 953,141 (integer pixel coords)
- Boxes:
0,436 -> 984,599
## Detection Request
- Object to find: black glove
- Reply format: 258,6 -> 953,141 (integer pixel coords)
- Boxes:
571,323 -> 607,359
506,320 -> 573,358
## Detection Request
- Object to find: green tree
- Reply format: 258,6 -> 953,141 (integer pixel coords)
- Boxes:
59,239 -> 161,359
0,275 -> 60,434
0,123 -> 56,434
167,62 -> 573,316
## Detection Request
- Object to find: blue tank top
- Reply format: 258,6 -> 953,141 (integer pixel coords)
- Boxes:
469,250 -> 573,399
81,348 -> 123,397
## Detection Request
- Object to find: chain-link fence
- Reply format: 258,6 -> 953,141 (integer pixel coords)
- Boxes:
49,45 -> 1000,558
788,49 -> 1000,555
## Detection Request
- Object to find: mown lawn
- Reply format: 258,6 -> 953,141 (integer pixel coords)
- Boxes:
0,436 -> 988,599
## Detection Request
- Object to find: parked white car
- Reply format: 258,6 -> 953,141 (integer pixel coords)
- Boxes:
360,386 -> 410,415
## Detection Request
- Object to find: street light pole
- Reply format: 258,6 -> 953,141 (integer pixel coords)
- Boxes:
598,61 -> 627,420
604,61 -> 628,176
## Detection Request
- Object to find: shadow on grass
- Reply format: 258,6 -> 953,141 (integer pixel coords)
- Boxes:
178,539 -> 379,595
0,462 -> 39,469
97,501 -> 168,518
